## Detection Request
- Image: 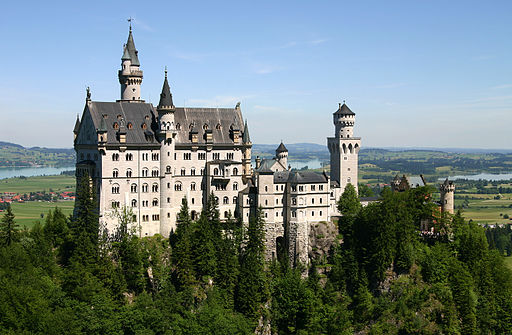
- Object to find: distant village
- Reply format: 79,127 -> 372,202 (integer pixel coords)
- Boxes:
0,191 -> 75,211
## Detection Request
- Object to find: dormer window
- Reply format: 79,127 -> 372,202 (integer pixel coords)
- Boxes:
176,123 -> 181,130
127,122 -> 133,129
141,123 -> 147,130
216,123 -> 221,130
113,122 -> 119,130
203,123 -> 209,130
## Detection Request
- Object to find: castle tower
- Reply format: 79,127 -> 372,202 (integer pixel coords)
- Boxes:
440,178 -> 455,214
275,142 -> 288,169
327,102 -> 361,192
118,25 -> 143,102
242,120 -> 252,180
157,69 -> 177,235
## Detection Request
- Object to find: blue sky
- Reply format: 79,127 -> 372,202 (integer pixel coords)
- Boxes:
1,0 -> 511,148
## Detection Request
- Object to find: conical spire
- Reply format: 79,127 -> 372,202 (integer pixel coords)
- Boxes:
242,120 -> 251,143
73,115 -> 81,134
158,69 -> 174,110
276,141 -> 288,153
125,28 -> 140,66
121,44 -> 131,61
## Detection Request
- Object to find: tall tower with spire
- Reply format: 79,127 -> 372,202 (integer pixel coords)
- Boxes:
157,69 -> 177,235
327,102 -> 361,192
242,120 -> 252,180
118,24 -> 143,102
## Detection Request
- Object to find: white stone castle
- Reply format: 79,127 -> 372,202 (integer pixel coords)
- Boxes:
73,27 -> 362,263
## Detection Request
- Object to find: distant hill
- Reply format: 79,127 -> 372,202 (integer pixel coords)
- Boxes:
0,141 -> 75,167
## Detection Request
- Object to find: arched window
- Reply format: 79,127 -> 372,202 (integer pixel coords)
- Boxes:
142,168 -> 148,177
203,123 -> 208,130
233,167 -> 238,176
191,168 -> 196,176
112,184 -> 120,194
190,182 -> 196,191
216,123 -> 221,130
175,182 -> 182,191
152,198 -> 159,206
126,169 -> 132,178
152,183 -> 159,192
113,122 -> 119,130
176,123 -> 181,130
142,183 -> 148,193
233,196 -> 237,204
181,168 -> 186,176
152,169 -> 159,177
112,169 -> 119,178
233,182 -> 238,191
130,183 -> 137,193
223,196 -> 229,205
347,177 -> 351,183
131,199 -> 137,207
265,185 -> 268,192
112,153 -> 119,161
166,166 -> 171,174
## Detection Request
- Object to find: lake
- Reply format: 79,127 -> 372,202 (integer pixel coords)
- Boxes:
438,172 -> 512,181
0,166 -> 75,180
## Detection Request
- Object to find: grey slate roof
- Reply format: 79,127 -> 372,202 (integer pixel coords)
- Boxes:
256,159 -> 276,173
174,107 -> 244,145
273,170 -> 328,184
242,120 -> 251,143
86,101 -> 158,146
125,28 -> 140,66
276,142 -> 288,153
122,45 -> 131,61
405,175 -> 426,188
158,72 -> 174,109
334,103 -> 355,115
73,116 -> 81,134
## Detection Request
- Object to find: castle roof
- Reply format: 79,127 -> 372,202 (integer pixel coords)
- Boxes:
276,142 -> 288,153
73,116 -> 81,134
80,101 -> 245,147
158,71 -> 174,110
334,102 -> 355,116
125,28 -> 140,66
273,170 -> 328,184
121,45 -> 131,61
242,120 -> 251,143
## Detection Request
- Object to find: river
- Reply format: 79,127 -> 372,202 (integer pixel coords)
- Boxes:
0,166 -> 75,180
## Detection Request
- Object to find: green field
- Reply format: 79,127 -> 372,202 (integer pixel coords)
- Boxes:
9,200 -> 75,228
0,175 -> 75,193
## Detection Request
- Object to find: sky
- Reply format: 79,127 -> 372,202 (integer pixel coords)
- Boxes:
1,0 -> 511,149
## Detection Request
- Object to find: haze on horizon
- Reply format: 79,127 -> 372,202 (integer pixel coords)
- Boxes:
0,0 -> 511,149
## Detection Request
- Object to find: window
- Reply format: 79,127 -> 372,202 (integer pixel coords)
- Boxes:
126,169 -> 132,178
152,183 -> 159,192
152,153 -> 159,161
190,182 -> 196,191
142,153 -> 149,161
299,186 -> 304,192
320,211 -> 322,216
276,212 -> 279,217
130,184 -> 137,193
201,168 -> 205,175
142,168 -> 148,177
214,168 -> 219,176
233,196 -> 237,204
142,200 -> 149,207
226,152 -> 234,160
312,198 -> 315,204
203,123 -> 209,130
131,199 -> 137,207
265,186 -> 268,192
191,198 -> 195,205
292,198 -> 297,205
223,196 -> 229,205
112,153 -> 119,161
152,169 -> 159,177
198,153 -> 206,160
112,184 -> 120,194
175,182 -> 182,191
233,167 -> 238,176
233,182 -> 238,191
126,153 -> 133,161
152,214 -> 160,221
347,177 -> 351,183
191,168 -> 196,176
166,166 -> 171,174
181,168 -> 186,176
292,211 -> 296,218
112,169 -> 119,178
176,123 -> 181,130
312,211 -> 315,217
167,197 -> 171,203
113,122 -> 119,130
292,186 -> 297,192
213,153 -> 220,160
184,153 -> 191,160
216,123 -> 222,130
319,185 -> 324,191
265,200 -> 268,206
311,185 -> 316,191
127,122 -> 133,129
142,183 -> 148,193
112,201 -> 120,209
142,215 -> 149,222
152,198 -> 159,206
167,182 -> 171,189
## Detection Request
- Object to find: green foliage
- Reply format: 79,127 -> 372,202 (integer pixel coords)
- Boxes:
0,205 -> 19,246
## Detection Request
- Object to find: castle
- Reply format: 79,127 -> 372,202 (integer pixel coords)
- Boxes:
73,27 -> 453,264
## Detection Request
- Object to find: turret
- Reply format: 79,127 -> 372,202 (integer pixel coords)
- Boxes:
333,102 -> 355,139
242,120 -> 252,180
73,115 -> 80,141
440,178 -> 455,214
275,142 -> 288,169
118,25 -> 143,102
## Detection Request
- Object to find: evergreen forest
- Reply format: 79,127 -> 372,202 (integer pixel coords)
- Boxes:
1,176 -> 511,334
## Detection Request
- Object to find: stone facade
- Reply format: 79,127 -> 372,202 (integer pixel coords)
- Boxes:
73,27 -> 361,264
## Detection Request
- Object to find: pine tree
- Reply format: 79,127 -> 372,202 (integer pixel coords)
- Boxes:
173,197 -> 196,289
0,205 -> 19,246
235,208 -> 268,318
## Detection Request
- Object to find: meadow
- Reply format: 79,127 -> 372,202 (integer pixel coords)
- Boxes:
0,175 -> 75,193
10,200 -> 74,228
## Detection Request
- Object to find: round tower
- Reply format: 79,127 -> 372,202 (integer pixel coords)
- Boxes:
334,102 -> 355,139
440,178 -> 455,214
275,142 -> 288,169
157,69 -> 176,236
118,25 -> 143,102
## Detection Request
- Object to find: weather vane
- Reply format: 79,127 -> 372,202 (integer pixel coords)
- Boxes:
127,17 -> 133,30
